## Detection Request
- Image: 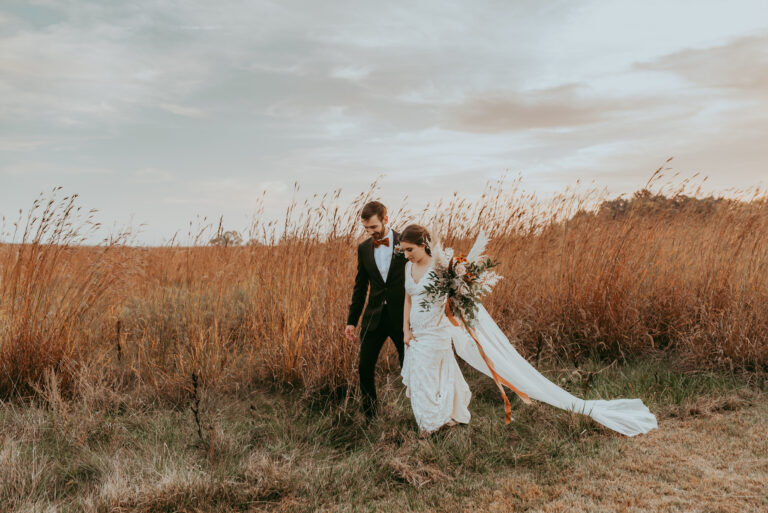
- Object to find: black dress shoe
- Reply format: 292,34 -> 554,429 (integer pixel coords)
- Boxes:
362,404 -> 378,424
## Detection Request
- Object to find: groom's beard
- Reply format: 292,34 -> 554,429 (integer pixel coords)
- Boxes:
372,227 -> 386,239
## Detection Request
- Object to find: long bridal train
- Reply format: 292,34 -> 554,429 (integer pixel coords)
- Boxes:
450,305 -> 658,437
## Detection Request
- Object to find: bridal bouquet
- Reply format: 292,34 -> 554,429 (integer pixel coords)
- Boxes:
420,228 -> 531,421
419,229 -> 503,329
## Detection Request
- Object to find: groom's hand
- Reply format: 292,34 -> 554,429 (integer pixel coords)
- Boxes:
344,324 -> 357,341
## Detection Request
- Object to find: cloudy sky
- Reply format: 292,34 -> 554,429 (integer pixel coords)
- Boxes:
2,0 -> 767,243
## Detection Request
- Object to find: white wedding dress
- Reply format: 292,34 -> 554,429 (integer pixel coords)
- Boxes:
400,260 -> 658,437
401,259 -> 472,432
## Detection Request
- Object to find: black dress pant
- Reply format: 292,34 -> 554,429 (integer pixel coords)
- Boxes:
358,304 -> 404,418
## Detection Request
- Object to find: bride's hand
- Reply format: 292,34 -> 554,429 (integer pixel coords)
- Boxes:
404,330 -> 416,346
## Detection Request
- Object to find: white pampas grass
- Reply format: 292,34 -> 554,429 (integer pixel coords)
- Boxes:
433,240 -> 450,268
466,229 -> 490,264
477,271 -> 502,292
429,220 -> 451,268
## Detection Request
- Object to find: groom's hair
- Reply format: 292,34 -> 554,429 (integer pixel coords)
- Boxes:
361,201 -> 387,221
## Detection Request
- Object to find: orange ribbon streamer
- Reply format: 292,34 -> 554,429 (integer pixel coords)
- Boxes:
444,299 -> 532,424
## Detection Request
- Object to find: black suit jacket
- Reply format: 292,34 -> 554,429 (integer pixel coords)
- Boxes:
347,229 -> 407,334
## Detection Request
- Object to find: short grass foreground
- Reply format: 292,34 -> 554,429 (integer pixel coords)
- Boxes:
1,359 -> 766,512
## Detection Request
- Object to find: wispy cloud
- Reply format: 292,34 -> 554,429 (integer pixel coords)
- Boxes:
635,33 -> 768,100
1,0 -> 767,242
159,103 -> 208,119
2,160 -> 114,177
162,177 -> 288,207
131,167 -> 175,184
0,138 -> 46,152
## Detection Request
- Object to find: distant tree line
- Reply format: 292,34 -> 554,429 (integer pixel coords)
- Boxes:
595,189 -> 733,220
208,230 -> 265,247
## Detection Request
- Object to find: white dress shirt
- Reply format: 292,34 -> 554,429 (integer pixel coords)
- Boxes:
373,227 -> 393,282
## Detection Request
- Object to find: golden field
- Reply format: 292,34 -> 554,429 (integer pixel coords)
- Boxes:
1,169 -> 768,403
2,171 -> 768,512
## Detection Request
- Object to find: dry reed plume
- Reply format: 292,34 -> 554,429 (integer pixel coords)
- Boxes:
1,166 -> 767,401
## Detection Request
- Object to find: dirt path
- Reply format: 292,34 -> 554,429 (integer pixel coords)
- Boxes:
469,392 -> 768,512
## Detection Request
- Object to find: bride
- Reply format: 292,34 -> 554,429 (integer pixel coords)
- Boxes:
398,224 -> 658,438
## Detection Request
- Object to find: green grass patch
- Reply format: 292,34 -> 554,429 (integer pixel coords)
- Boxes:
0,358 -> 762,512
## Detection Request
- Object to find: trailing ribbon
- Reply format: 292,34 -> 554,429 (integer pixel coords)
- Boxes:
444,298 -> 532,424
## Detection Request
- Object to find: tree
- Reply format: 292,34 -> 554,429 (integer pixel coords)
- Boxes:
209,230 -> 243,247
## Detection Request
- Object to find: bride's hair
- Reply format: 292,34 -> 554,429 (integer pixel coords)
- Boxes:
400,224 -> 431,255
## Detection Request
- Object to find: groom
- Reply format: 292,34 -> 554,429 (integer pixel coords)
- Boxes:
345,200 -> 406,421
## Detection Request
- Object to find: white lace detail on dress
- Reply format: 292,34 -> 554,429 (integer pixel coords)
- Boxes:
405,260 -> 444,334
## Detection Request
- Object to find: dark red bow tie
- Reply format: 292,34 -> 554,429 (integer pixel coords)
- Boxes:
372,237 -> 390,248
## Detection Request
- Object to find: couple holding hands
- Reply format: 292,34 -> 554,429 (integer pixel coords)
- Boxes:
344,200 -> 657,438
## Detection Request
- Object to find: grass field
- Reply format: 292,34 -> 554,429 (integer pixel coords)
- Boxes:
2,358 -> 766,512
2,171 -> 768,510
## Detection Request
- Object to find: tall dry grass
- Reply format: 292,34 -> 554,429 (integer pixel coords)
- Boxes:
1,170 -> 767,401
